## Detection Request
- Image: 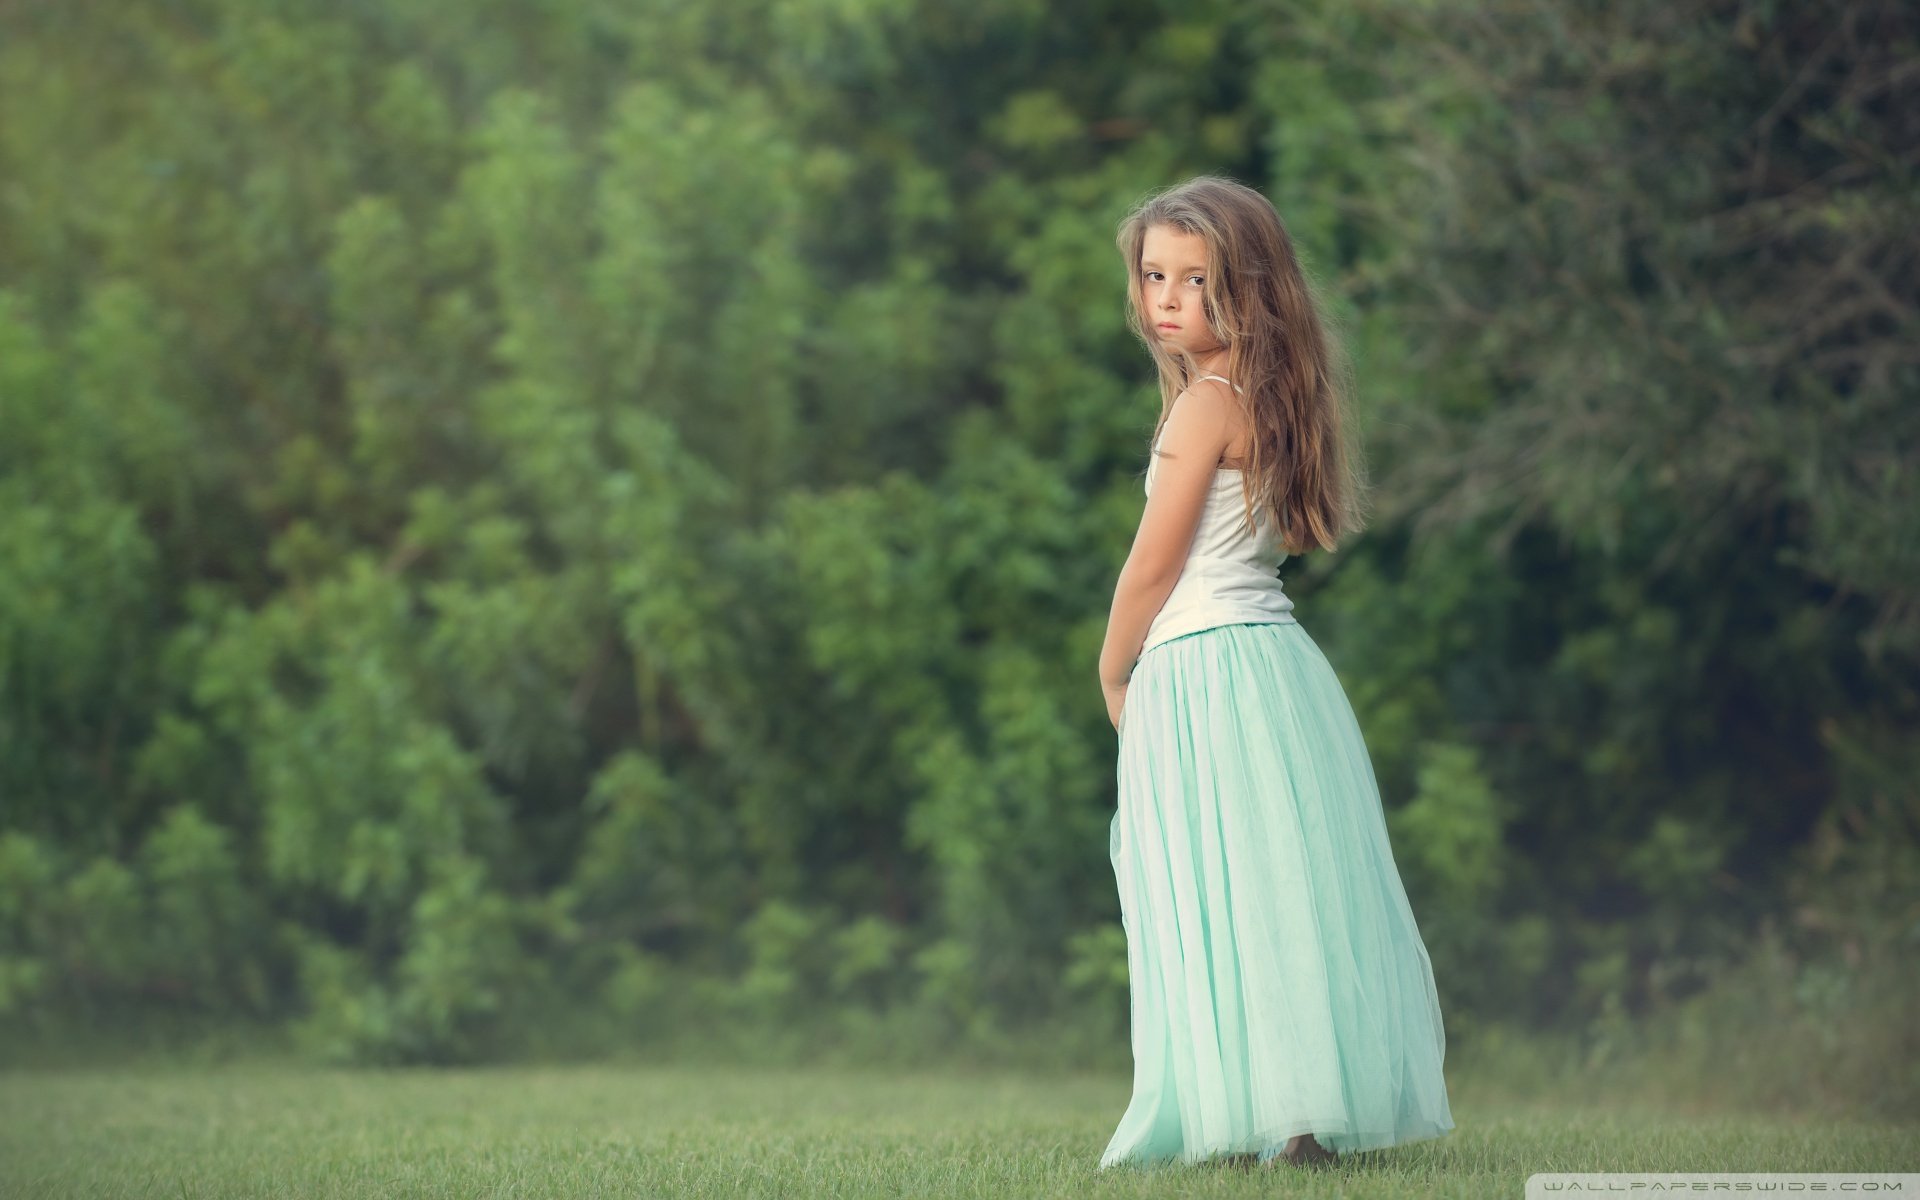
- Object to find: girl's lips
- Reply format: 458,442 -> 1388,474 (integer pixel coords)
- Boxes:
1157,322 -> 1180,329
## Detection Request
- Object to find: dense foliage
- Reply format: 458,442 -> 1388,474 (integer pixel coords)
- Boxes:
1,0 -> 1912,1080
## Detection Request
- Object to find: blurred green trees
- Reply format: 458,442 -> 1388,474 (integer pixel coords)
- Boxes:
0,0 -> 1911,1097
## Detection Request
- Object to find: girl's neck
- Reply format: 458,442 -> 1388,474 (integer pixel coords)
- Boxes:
1191,352 -> 1231,378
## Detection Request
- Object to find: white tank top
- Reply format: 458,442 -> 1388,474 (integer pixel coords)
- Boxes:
1140,374 -> 1297,654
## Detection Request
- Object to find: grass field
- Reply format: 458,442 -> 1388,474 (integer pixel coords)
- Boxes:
2,1060 -> 1913,1198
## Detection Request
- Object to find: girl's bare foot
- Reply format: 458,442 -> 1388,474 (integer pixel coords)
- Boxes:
1273,1133 -> 1339,1168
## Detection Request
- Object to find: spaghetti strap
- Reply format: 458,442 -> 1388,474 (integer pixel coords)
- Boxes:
1195,373 -> 1245,394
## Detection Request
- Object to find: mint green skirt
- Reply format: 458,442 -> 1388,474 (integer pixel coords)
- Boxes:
1101,621 -> 1456,1169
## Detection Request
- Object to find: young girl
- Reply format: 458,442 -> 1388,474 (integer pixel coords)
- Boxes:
1096,177 -> 1456,1171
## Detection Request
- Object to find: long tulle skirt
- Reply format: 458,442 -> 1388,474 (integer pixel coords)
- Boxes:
1100,620 -> 1456,1169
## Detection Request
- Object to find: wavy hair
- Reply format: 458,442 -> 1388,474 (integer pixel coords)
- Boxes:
1116,175 -> 1370,554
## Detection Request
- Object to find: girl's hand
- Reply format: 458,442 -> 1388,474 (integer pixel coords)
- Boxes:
1103,680 -> 1129,733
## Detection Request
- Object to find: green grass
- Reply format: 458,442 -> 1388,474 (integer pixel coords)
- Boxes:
1,1061 -> 1913,1198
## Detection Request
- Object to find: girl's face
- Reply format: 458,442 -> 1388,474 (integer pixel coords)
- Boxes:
1139,224 -> 1224,359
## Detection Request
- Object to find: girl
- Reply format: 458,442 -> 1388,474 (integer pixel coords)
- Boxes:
1095,176 -> 1456,1171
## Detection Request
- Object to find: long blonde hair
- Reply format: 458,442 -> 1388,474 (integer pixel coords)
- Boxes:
1116,175 -> 1370,554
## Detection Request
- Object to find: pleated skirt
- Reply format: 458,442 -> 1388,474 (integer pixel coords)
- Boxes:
1100,620 -> 1456,1169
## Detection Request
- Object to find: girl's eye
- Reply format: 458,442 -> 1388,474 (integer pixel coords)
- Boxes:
1186,275 -> 1205,286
